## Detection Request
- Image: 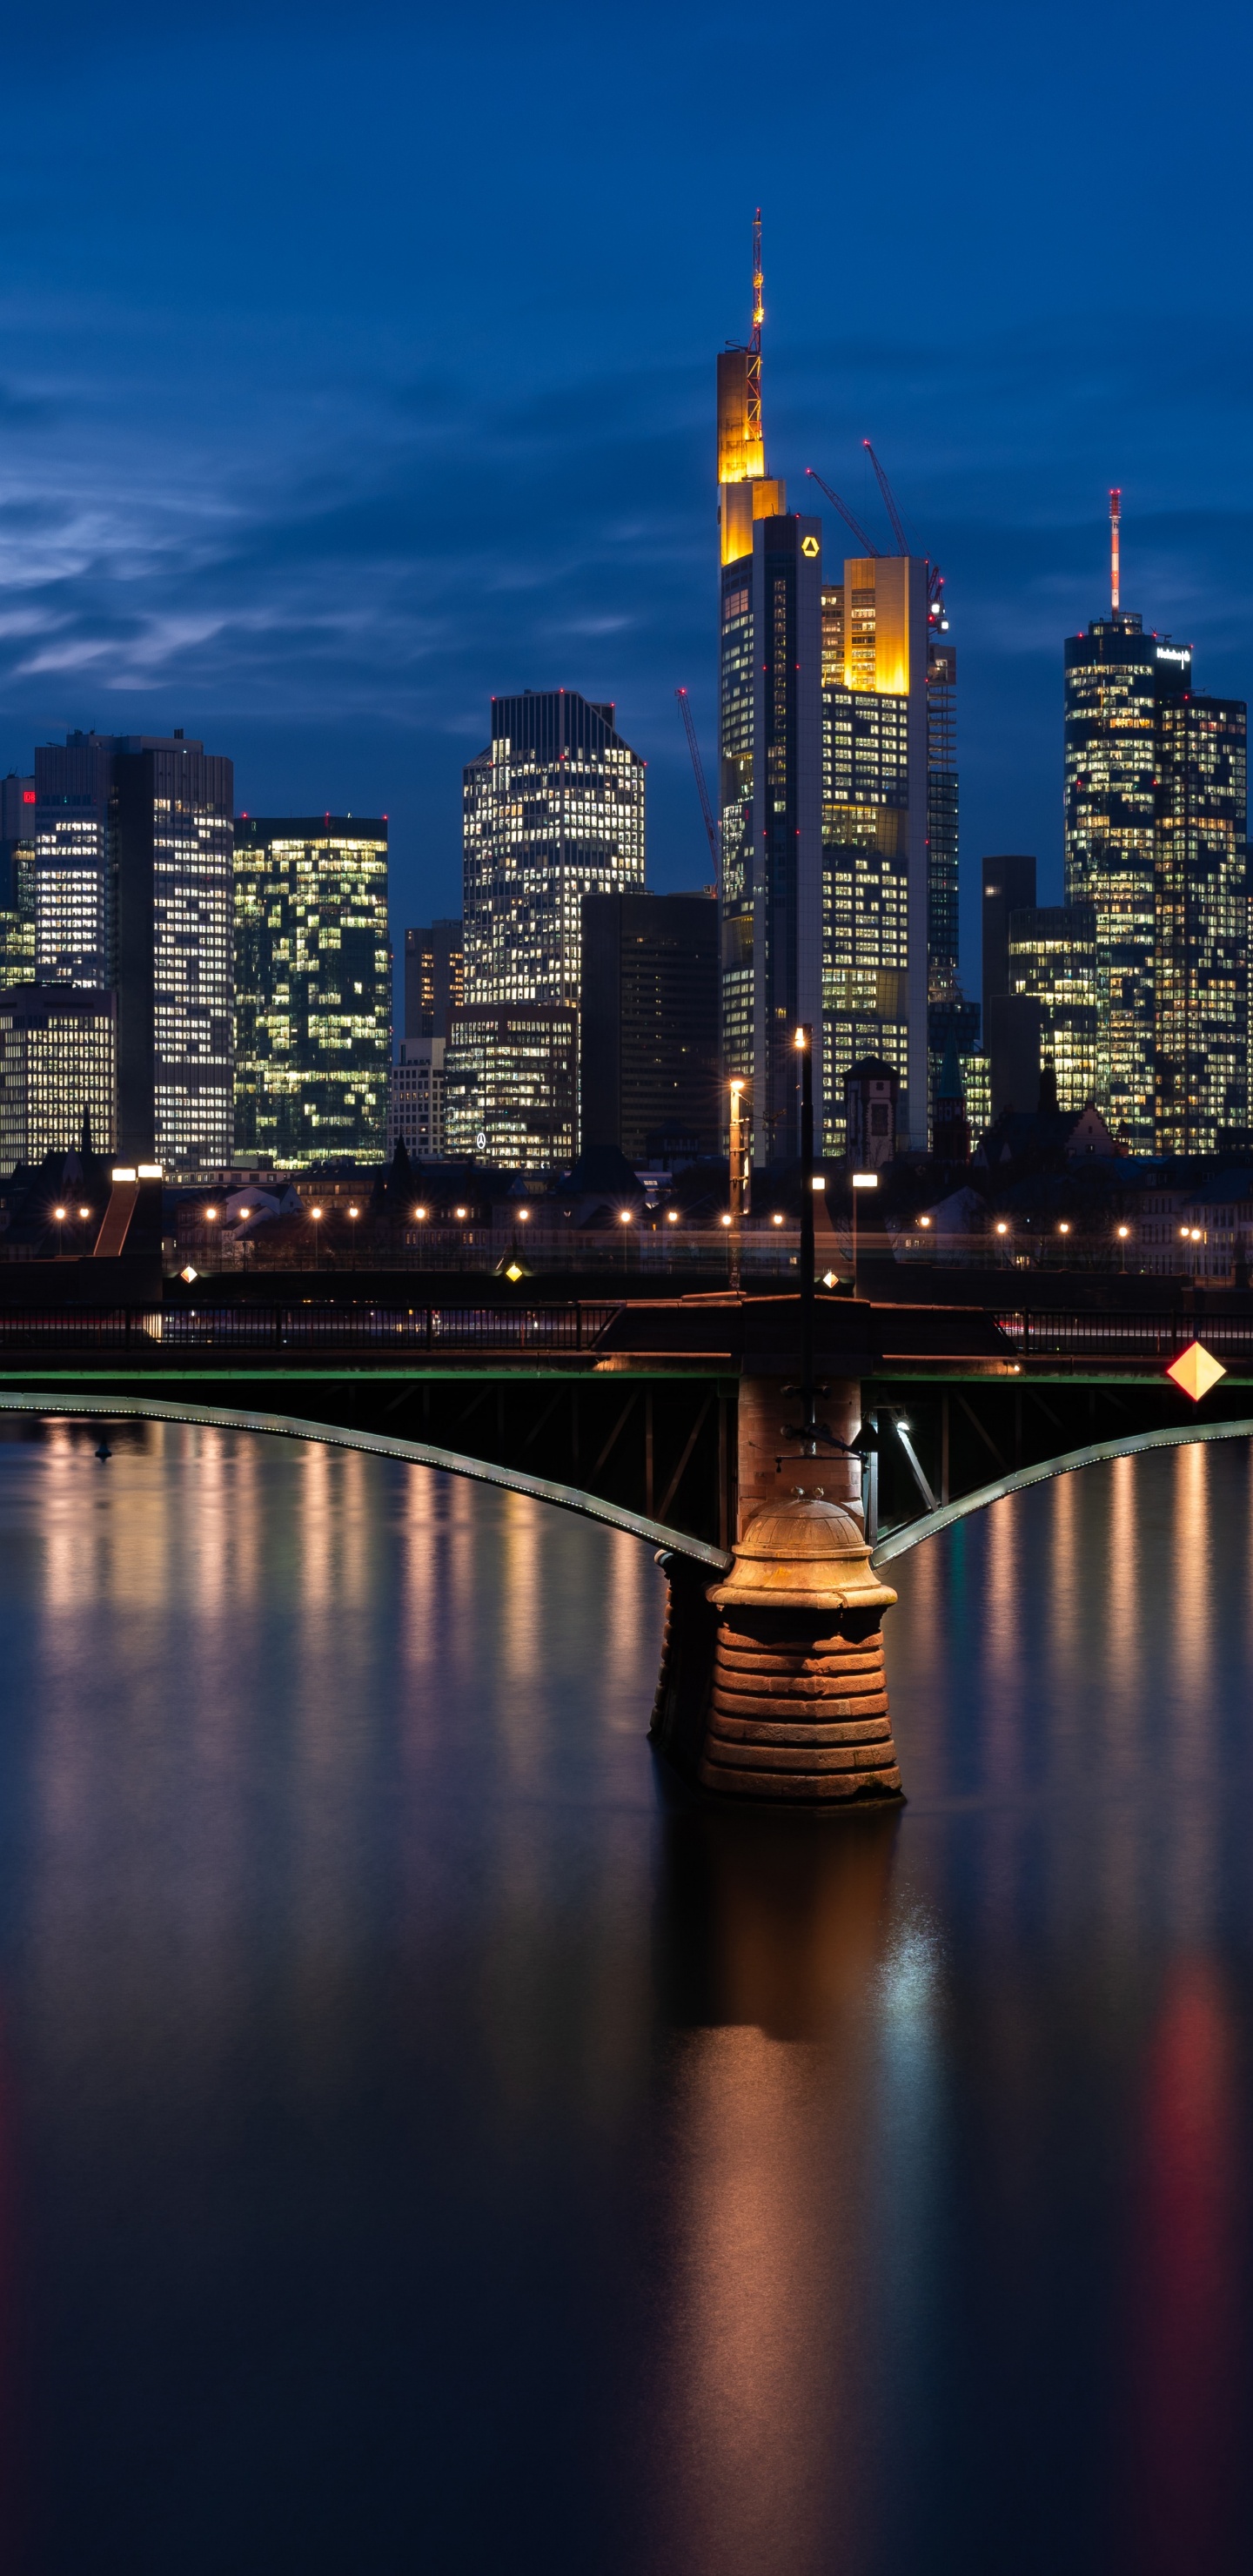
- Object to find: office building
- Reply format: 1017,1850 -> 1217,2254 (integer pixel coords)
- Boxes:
444,1003 -> 577,1174
580,890 -> 719,1164
982,855 -> 1037,1038
462,693 -> 644,1018
405,920 -> 463,1040
33,733 -> 116,987
718,224 -> 821,1163
0,983 -> 115,1167
1008,903 -> 1098,1111
1064,500 -> 1248,1154
387,1038 -> 446,1160
115,740 -> 234,1169
987,992 -> 1042,1121
821,557 -> 929,1153
29,731 -> 234,1169
927,605 -> 959,991
0,773 -> 36,991
233,817 -> 391,1164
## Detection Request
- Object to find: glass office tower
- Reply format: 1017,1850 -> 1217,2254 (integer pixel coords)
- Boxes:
819,556 -> 929,1154
233,817 -> 391,1164
1065,602 -> 1247,1152
1008,902 -> 1098,1111
462,691 -> 644,1014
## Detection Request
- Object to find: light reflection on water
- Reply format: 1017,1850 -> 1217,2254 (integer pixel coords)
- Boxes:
0,1421 -> 1251,2571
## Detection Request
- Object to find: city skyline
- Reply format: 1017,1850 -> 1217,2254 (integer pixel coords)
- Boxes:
1,0 -> 1250,976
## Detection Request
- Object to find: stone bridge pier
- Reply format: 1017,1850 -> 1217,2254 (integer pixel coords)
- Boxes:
651,1368 -> 904,1811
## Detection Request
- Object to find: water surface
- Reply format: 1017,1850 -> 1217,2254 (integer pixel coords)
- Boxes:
0,1419 -> 1250,2573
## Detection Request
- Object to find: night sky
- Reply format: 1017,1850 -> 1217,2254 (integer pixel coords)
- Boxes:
3,0 -> 1251,987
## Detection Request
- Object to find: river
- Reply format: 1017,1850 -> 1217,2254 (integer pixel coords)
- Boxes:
0,1415 -> 1250,2573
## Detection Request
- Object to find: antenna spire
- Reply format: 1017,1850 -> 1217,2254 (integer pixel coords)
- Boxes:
746,209 -> 764,458
1109,486 -> 1122,614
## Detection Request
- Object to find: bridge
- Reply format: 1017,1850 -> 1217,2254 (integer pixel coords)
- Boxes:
2,1267 -> 1250,1557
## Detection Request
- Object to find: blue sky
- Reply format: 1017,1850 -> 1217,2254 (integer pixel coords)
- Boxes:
2,0 -> 1251,987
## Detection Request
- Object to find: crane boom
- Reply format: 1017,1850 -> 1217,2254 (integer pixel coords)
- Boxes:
804,466 -> 879,557
862,439 -> 908,554
675,688 -> 720,875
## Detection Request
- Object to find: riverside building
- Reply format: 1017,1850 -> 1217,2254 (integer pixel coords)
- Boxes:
1063,497 -> 1248,1154
232,817 -> 391,1165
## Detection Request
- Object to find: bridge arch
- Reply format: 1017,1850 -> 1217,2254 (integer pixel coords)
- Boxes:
872,1416 -> 1253,1564
0,1391 -> 730,1571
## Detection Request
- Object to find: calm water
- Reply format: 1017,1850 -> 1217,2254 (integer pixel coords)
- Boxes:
0,1419 -> 1250,2573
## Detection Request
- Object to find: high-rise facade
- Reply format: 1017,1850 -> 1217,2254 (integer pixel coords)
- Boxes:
387,1039 -> 446,1160
0,983 -> 115,1166
444,1003 -> 577,1173
0,773 -> 36,993
462,691 -> 645,1016
820,555 -> 930,1153
717,222 -> 823,1164
580,890 -> 720,1163
115,741 -> 233,1168
30,731 -> 233,1170
405,920 -> 464,1040
232,817 -> 391,1164
1008,903 -> 1098,1111
1064,532 -> 1247,1155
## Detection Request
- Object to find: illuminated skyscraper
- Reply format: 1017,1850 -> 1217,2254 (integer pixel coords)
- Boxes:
232,817 -> 391,1164
1064,499 -> 1247,1153
0,983 -> 116,1165
30,731 -> 233,1169
718,216 -> 822,1164
1008,903 -> 1097,1112
462,691 -> 644,1015
0,773 -> 36,993
819,554 -> 930,1152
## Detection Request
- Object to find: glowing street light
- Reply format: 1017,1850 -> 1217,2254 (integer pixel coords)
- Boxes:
412,1205 -> 427,1220
666,1208 -> 679,1224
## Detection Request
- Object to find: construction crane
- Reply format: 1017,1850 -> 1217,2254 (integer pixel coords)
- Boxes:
675,688 -> 720,876
862,439 -> 908,554
804,467 -> 880,557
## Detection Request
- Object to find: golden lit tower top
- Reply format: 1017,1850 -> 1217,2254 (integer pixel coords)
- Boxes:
717,208 -> 786,564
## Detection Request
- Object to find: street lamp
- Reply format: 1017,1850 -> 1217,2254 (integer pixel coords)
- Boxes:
666,1208 -> 679,1224
851,1170 -> 878,1298
53,1203 -> 66,1255
310,1206 -> 323,1269
412,1204 -> 427,1221
1116,1222 -> 1129,1276
728,1077 -> 748,1291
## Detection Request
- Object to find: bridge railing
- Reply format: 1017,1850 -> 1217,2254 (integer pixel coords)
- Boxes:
0,1303 -> 626,1352
995,1308 -> 1253,1358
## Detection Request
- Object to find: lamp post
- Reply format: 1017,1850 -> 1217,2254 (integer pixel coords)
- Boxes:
348,1204 -> 359,1270
728,1078 -> 747,1291
851,1171 -> 879,1297
310,1206 -> 322,1269
53,1204 -> 66,1256
1116,1222 -> 1129,1276
795,1026 -> 816,1433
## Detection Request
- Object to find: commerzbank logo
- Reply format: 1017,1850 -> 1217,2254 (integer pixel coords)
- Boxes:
801,534 -> 820,558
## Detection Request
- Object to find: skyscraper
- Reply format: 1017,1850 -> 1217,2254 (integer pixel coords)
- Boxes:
462,691 -> 645,1013
1064,497 -> 1247,1153
31,731 -> 233,1170
0,983 -> 115,1166
232,817 -> 391,1164
820,554 -> 930,1152
1008,903 -> 1097,1111
580,890 -> 719,1163
404,920 -> 464,1040
444,1004 -> 577,1172
0,773 -> 36,993
718,217 -> 822,1164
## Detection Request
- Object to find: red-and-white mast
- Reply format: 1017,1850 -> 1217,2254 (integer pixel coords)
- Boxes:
1109,486 -> 1122,614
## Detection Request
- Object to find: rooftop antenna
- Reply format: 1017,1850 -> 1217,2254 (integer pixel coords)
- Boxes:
747,209 -> 764,454
1109,487 -> 1122,614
